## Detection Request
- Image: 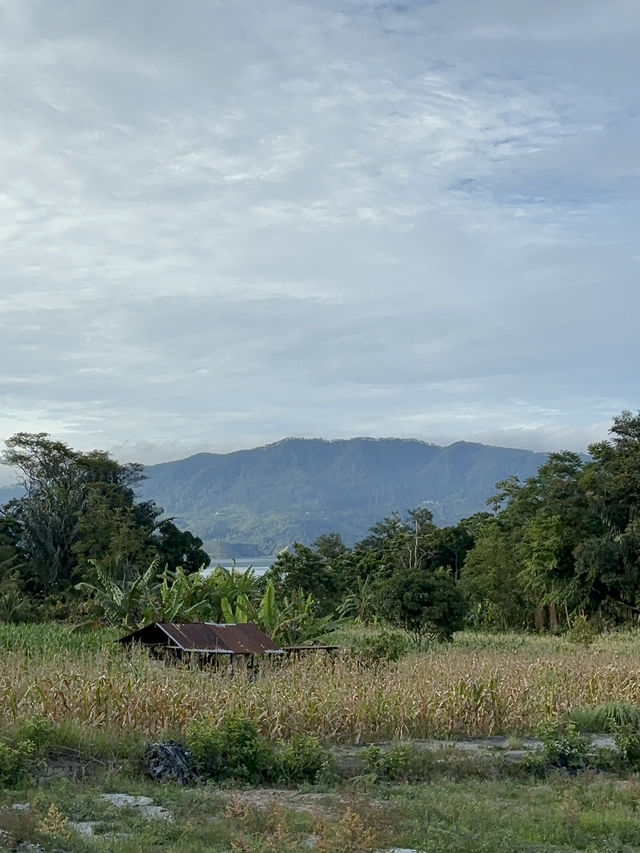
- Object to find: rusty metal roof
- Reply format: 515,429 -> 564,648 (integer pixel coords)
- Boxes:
119,622 -> 281,654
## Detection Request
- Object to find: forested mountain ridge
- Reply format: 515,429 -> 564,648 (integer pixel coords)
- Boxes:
136,437 -> 549,555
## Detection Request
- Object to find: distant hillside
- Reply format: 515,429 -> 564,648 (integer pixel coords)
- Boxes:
138,437 -> 549,555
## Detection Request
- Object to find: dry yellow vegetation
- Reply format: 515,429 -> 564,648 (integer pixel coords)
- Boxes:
2,627 -> 640,742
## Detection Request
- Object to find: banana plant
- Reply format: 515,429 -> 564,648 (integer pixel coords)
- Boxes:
256,579 -> 340,645
76,556 -> 158,632
220,592 -> 253,623
337,575 -> 377,624
155,565 -> 207,623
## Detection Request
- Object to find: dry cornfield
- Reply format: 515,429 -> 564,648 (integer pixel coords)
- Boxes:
2,625 -> 640,742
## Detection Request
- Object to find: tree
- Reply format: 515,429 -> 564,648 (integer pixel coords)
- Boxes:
573,411 -> 640,617
0,432 -> 204,603
313,532 -> 348,564
353,508 -> 437,578
153,519 -> 210,573
380,566 -> 467,645
264,542 -> 339,615
480,451 -> 593,628
3,436 -> 93,592
428,519 -> 476,581
460,518 -> 528,629
521,513 -> 567,631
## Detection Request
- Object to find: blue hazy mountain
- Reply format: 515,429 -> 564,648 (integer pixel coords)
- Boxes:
138,437 -> 549,556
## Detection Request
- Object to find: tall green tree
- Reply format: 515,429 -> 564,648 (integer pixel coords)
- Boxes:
574,411 -> 640,617
380,566 -> 467,645
460,517 -> 528,629
1,432 -> 206,602
2,434 -> 86,592
153,519 -> 210,573
264,542 -> 339,615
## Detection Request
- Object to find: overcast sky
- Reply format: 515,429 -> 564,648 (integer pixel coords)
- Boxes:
1,0 -> 638,480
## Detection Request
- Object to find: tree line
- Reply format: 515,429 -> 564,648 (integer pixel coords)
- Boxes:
0,432 -> 210,621
1,411 -> 640,638
259,410 -> 640,637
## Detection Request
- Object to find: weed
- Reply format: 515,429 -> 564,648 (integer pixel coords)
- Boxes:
187,713 -> 274,784
38,803 -> 72,840
536,721 -> 590,773
0,739 -> 36,786
279,733 -> 332,783
315,807 -> 381,853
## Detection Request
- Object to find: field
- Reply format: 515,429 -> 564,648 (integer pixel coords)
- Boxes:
2,624 -> 640,743
3,624 -> 640,851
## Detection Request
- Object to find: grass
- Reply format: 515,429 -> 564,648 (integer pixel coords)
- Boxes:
0,622 -> 119,655
3,771 -> 640,852
3,623 -> 640,850
2,623 -> 640,747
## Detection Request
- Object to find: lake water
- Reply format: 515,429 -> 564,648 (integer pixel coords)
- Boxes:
203,556 -> 278,577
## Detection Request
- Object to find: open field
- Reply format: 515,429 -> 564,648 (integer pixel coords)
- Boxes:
2,624 -> 640,745
3,625 -> 640,851
3,770 -> 640,852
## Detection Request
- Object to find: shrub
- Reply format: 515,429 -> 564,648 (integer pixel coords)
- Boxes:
186,716 -> 333,785
612,726 -> 640,767
0,739 -> 35,787
536,721 -> 590,773
187,713 -> 274,783
279,733 -> 332,783
346,630 -> 411,664
363,743 -> 425,782
14,715 -> 55,755
566,615 -> 599,646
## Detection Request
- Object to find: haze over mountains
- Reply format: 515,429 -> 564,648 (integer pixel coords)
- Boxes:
135,437 -> 549,557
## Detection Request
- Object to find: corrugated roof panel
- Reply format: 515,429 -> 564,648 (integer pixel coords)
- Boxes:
208,623 -> 280,654
120,622 -> 280,654
159,623 -> 226,650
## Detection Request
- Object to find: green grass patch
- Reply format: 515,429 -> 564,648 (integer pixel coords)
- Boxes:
0,622 -> 118,655
4,771 -> 640,852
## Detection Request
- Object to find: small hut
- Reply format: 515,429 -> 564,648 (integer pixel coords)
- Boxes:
119,622 -> 282,669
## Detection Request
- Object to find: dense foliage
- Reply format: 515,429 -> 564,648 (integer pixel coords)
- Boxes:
0,433 -> 209,619
3,410 -> 640,637
257,410 -> 640,635
461,411 -> 640,630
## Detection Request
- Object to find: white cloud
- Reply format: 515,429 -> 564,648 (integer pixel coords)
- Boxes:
0,0 -> 637,466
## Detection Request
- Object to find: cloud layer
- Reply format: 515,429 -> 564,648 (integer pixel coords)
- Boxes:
1,0 -> 638,474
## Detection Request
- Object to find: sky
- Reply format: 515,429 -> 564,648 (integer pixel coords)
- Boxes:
1,0 -> 638,481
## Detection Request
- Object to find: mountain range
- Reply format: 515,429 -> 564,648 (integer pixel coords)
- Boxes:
134,437 -> 549,557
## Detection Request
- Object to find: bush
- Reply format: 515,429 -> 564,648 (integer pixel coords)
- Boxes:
14,715 -> 55,755
187,713 -> 274,784
613,726 -> 640,767
346,630 -> 411,664
186,715 -> 334,785
536,721 -> 590,773
362,743 -> 430,782
279,733 -> 332,783
566,615 -> 599,646
0,739 -> 35,787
